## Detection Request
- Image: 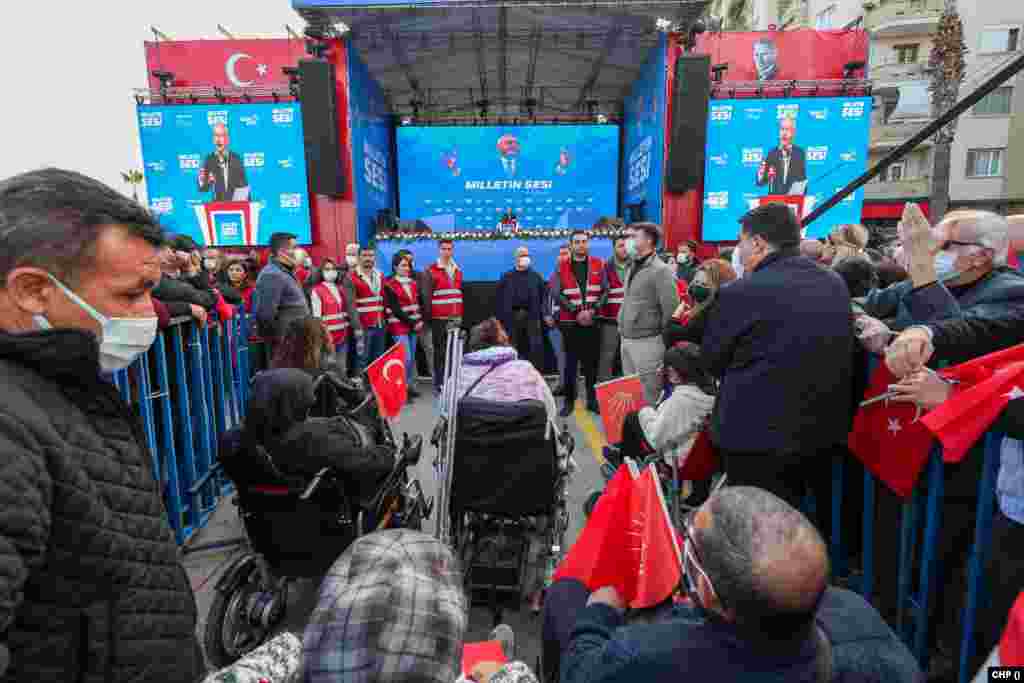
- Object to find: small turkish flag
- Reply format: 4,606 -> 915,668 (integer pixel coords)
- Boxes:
848,364 -> 934,498
595,375 -> 648,444
365,342 -> 407,419
1000,593 -> 1024,666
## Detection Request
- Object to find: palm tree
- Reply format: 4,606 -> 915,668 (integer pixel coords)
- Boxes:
928,0 -> 967,222
121,169 -> 145,203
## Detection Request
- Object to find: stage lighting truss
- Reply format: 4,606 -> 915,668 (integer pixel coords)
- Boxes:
131,85 -> 296,105
710,79 -> 872,100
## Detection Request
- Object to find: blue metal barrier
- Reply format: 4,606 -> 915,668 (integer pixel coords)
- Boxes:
111,308 -> 253,545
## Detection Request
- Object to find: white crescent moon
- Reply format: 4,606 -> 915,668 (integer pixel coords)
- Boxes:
226,53 -> 254,87
383,359 -> 404,384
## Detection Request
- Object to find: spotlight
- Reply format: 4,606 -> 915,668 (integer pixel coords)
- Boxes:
214,87 -> 226,103
712,63 -> 729,82
401,116 -> 413,125
843,60 -> 867,79
596,113 -> 608,124
655,17 -> 673,31
282,66 -> 301,99
151,69 -> 175,100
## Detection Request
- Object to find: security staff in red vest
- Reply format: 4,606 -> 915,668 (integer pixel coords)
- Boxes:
419,239 -> 464,395
383,251 -> 423,399
349,245 -> 386,371
597,235 -> 629,383
553,229 -> 607,417
310,257 -> 361,377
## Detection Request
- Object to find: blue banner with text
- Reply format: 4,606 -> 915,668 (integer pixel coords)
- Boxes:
621,34 -> 667,225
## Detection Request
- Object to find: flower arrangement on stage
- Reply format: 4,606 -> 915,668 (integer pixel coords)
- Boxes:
377,227 -> 629,242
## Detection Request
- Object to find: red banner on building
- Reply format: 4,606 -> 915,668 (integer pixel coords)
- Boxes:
693,29 -> 868,82
144,39 -> 308,90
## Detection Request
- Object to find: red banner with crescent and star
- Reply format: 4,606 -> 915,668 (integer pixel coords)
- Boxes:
144,39 -> 308,90
365,342 -> 408,419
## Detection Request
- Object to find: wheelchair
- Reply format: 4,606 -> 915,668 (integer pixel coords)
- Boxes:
436,397 -> 574,625
200,372 -> 430,668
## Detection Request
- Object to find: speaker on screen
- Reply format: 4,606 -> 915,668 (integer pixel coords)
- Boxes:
299,58 -> 345,197
665,54 -> 711,194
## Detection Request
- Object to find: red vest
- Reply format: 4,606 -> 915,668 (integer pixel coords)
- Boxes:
598,261 -> 626,321
429,263 -> 464,319
349,270 -> 385,329
558,256 -> 604,323
313,282 -> 350,345
384,277 -> 422,336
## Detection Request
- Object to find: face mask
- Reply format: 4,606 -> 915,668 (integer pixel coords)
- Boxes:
203,258 -> 218,271
731,246 -> 745,279
40,275 -> 158,372
678,254 -> 690,264
934,250 -> 960,282
690,283 -> 711,303
322,269 -> 338,283
517,256 -> 531,269
625,238 -> 638,259
345,255 -> 358,268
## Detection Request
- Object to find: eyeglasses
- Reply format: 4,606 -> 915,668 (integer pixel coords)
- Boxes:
680,474 -> 728,606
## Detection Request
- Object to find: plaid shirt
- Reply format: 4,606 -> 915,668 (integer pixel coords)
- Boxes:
302,530 -> 467,683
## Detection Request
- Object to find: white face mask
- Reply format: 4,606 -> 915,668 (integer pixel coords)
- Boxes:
203,258 -> 218,271
36,274 -> 158,373
625,238 -> 638,259
517,256 -> 531,270
731,244 -> 746,279
345,255 -> 358,268
322,269 -> 338,283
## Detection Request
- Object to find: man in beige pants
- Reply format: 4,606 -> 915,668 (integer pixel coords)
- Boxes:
618,223 -> 680,405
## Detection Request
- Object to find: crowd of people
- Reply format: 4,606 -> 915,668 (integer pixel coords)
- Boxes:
3,166 -> 1024,683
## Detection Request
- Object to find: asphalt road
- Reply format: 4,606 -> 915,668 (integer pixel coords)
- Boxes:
185,380 -> 607,674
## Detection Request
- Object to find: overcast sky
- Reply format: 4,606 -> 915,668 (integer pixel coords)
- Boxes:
0,1 -> 303,199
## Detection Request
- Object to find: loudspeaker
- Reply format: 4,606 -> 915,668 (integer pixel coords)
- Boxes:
299,58 -> 345,197
665,54 -> 711,194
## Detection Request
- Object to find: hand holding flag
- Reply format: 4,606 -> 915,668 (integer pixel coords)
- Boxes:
365,342 -> 408,419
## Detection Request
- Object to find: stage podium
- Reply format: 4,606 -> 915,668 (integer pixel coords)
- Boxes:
193,201 -> 262,247
752,195 -> 814,236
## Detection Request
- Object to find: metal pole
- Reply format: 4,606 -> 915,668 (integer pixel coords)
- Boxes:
802,51 -> 1024,228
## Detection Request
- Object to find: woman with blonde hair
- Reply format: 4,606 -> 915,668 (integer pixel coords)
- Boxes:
664,258 -> 737,347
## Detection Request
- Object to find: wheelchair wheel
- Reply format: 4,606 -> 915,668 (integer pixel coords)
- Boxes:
203,555 -> 285,668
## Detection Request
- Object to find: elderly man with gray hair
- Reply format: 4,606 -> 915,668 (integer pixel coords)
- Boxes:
542,485 -> 921,683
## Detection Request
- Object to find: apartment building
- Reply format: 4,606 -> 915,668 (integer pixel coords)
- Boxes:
717,0 -> 1023,223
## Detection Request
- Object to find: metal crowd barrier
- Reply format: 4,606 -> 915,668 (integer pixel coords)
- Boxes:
827,360 -> 1002,683
110,307 -> 254,545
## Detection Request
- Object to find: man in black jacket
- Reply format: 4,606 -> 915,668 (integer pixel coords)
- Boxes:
703,202 -> 854,517
755,117 -> 807,196
198,122 -> 248,202
0,168 -> 204,681
496,246 -> 547,369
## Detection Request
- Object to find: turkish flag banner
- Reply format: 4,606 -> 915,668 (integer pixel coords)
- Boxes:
1000,593 -> 1024,666
553,463 -> 682,608
365,343 -> 407,419
848,364 -> 935,498
595,375 -> 648,444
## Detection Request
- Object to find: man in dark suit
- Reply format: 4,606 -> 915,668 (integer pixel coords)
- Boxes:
756,117 -> 807,195
198,122 -> 248,202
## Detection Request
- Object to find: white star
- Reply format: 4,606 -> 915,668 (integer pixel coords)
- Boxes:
256,63 -> 268,77
1004,386 -> 1024,401
887,418 -> 902,435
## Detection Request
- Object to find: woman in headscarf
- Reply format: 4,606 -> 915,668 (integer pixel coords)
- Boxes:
664,259 -> 736,348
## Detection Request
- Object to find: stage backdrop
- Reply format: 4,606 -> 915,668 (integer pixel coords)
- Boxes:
702,96 -> 871,241
347,43 -> 396,246
395,125 -> 620,232
694,29 -> 869,82
138,103 -> 313,246
622,33 -> 668,225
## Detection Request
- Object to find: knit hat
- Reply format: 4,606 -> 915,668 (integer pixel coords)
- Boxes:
302,529 -> 467,683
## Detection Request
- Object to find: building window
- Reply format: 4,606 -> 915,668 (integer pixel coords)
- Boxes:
966,149 -> 1004,178
980,26 -> 1021,53
973,87 -> 1013,116
894,44 -> 920,64
815,4 -> 836,29
880,161 -> 906,182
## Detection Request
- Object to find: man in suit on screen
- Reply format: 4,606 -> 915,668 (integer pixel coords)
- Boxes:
756,116 -> 807,196
198,123 -> 249,202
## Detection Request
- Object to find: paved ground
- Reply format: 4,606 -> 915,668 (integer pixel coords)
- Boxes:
184,379 -> 607,673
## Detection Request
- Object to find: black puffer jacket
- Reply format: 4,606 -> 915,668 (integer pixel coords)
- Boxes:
0,328 -> 203,682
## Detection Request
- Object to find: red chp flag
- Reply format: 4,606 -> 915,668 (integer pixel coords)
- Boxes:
553,464 -> 682,609
1001,593 -> 1024,666
365,343 -> 407,419
848,364 -> 935,498
595,375 -> 648,444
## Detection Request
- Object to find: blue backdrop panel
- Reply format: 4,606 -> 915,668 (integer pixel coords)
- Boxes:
138,103 -> 312,245
375,238 -> 614,282
396,125 -> 620,231
621,34 -> 667,224
348,43 -> 396,246
702,97 -> 872,241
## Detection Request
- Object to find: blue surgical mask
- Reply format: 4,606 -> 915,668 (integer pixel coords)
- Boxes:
39,275 -> 158,372
934,250 -> 960,282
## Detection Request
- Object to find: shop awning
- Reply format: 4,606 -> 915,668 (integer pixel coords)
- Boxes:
862,201 -> 930,220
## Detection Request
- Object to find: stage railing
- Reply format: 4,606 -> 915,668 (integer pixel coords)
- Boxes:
110,307 -> 254,545
828,358 -> 1002,683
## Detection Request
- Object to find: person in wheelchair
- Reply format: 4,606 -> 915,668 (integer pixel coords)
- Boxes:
442,316 -> 559,429
245,367 -> 394,505
272,315 -> 347,379
604,342 -> 716,476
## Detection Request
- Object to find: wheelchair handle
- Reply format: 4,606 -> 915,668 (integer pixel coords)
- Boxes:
299,467 -> 331,501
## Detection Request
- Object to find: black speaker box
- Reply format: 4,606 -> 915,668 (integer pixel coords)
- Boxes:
665,54 -> 711,194
299,58 -> 345,197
